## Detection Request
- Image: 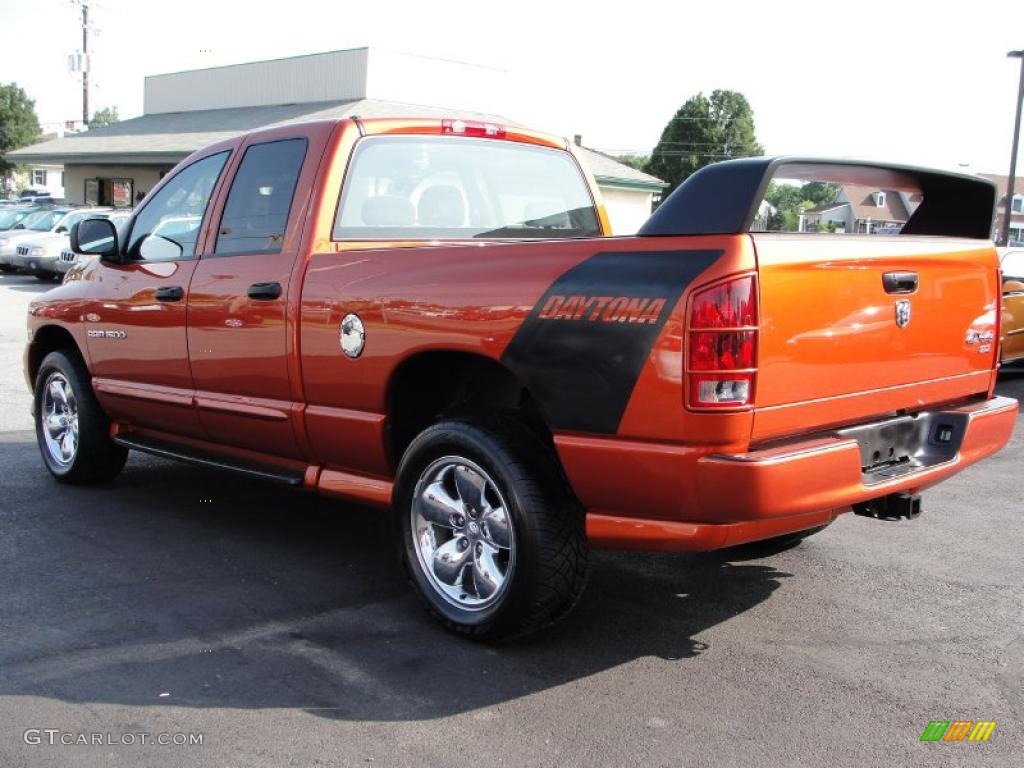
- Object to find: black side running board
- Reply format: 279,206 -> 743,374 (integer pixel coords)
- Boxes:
113,435 -> 305,486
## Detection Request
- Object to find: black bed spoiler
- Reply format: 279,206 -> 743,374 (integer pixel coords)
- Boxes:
638,157 -> 997,240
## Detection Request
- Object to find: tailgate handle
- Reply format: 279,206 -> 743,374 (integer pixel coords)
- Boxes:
882,271 -> 918,294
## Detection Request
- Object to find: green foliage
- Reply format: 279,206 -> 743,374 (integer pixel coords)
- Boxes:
645,90 -> 763,197
0,83 -> 41,176
764,181 -> 840,231
615,153 -> 650,171
800,181 -> 839,206
89,106 -> 120,128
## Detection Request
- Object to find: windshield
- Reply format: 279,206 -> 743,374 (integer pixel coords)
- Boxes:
61,211 -> 95,231
21,210 -> 67,231
335,136 -> 601,240
0,210 -> 30,229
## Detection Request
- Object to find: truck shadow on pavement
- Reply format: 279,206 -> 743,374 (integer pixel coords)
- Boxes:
0,434 -> 790,721
0,275 -> 56,292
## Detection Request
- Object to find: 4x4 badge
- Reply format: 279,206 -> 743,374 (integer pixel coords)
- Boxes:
895,299 -> 911,328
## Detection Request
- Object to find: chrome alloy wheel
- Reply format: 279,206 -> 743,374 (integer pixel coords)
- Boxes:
411,457 -> 515,611
41,372 -> 79,466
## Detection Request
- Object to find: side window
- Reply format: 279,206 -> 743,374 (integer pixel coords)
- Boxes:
214,138 -> 307,255
126,151 -> 229,262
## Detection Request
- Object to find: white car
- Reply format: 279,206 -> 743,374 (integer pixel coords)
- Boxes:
55,211 -> 133,277
6,208 -> 113,278
0,208 -> 75,270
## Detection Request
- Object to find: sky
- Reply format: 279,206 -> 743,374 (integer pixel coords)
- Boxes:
0,0 -> 1023,175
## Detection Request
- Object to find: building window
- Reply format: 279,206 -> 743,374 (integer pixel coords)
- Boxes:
32,169 -> 47,186
1013,195 -> 1023,214
874,191 -> 886,207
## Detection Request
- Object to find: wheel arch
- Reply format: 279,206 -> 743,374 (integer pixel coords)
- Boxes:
27,325 -> 87,389
385,349 -> 557,471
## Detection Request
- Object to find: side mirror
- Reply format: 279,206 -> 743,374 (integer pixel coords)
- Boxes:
55,225 -> 68,234
71,218 -> 120,262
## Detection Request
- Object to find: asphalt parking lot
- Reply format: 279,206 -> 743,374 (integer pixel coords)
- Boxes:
0,274 -> 1022,768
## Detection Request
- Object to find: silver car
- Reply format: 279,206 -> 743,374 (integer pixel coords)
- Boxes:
8,208 -> 113,278
54,211 -> 133,278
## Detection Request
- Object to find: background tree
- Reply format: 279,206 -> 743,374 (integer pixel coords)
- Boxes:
765,181 -> 839,231
799,181 -> 840,207
0,83 -> 41,180
645,90 -> 763,197
89,106 -> 120,129
614,153 -> 650,171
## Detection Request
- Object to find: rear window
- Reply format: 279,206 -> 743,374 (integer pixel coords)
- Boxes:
334,136 -> 600,240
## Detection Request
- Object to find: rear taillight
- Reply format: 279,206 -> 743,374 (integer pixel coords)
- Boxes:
687,275 -> 758,408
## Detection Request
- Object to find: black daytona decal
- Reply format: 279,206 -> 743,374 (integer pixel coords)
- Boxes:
501,249 -> 723,434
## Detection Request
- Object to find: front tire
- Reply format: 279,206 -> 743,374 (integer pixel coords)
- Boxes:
34,349 -> 127,484
395,417 -> 588,641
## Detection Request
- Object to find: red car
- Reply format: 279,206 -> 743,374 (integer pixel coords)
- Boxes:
25,117 -> 1017,639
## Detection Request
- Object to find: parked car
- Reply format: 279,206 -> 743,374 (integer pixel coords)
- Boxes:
1000,248 -> 1024,364
54,211 -> 133,278
1,208 -> 110,275
25,117 -> 1017,640
18,192 -> 63,205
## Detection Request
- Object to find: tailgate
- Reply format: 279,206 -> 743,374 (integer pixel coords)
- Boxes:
637,155 -> 1000,443
750,234 -> 999,439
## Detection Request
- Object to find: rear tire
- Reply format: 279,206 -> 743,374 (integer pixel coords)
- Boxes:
395,416 -> 588,641
34,349 -> 127,484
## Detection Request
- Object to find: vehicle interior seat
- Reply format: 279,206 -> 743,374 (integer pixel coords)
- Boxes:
417,185 -> 466,228
362,195 -> 415,227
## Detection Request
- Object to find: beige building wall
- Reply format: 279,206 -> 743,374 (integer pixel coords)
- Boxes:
144,49 -> 371,114
64,165 -> 168,206
598,185 -> 655,235
142,48 -> 510,118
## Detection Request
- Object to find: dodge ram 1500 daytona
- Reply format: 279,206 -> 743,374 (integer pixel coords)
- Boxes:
25,117 -> 1017,639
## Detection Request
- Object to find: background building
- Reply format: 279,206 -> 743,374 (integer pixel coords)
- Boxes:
802,185 -> 920,234
6,48 -> 665,233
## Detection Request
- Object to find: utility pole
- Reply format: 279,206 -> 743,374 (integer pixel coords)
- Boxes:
1003,49 -> 1024,246
68,0 -> 91,128
82,0 -> 89,127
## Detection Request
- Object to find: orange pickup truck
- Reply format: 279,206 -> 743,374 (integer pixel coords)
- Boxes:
25,117 -> 1017,639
